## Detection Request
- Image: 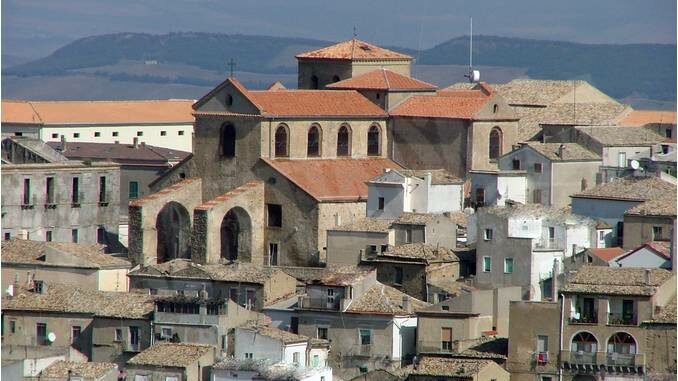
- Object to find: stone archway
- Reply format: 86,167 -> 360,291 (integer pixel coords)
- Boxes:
220,207 -> 252,262
156,201 -> 192,263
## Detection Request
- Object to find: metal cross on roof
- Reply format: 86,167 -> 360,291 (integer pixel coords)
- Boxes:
228,58 -> 236,78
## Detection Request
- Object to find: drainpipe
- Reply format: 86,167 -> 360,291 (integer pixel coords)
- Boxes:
558,292 -> 564,381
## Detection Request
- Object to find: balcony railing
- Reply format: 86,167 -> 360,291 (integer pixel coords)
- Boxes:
607,353 -> 635,366
359,344 -> 371,356
570,351 -> 597,365
299,296 -> 340,310
607,313 -> 637,326
123,341 -> 140,352
569,314 -> 598,324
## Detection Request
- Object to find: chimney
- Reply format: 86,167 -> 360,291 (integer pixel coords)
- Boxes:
133,137 -> 139,148
60,135 -> 67,152
114,140 -> 120,145
644,269 -> 651,285
140,141 -> 146,148
558,144 -> 565,158
402,295 -> 411,313
385,168 -> 391,173
552,258 -> 561,299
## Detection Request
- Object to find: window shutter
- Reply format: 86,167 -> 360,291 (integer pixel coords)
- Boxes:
441,327 -> 452,341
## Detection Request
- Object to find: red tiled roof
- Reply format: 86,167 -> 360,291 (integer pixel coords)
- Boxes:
389,89 -> 492,119
619,110 -> 677,126
296,39 -> 412,61
326,69 -> 437,91
262,157 -> 402,202
3,99 -> 195,125
588,247 -> 625,262
248,89 -> 387,118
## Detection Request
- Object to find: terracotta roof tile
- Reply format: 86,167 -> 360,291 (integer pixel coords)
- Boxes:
572,176 -> 675,202
127,342 -> 213,367
262,157 -> 402,201
2,100 -> 42,124
1,239 -> 130,269
248,89 -> 387,118
296,39 -> 412,61
389,89 -> 491,119
329,217 -> 392,233
377,243 -> 459,263
347,282 -> 429,315
40,361 -> 117,379
327,69 -> 436,91
130,259 -> 287,285
587,247 -> 625,262
625,193 -> 677,217
523,142 -> 600,162
405,356 -> 496,377
281,265 -> 375,286
619,110 -> 677,126
240,322 -> 310,344
3,99 -> 194,125
574,125 -> 667,146
561,266 -> 673,296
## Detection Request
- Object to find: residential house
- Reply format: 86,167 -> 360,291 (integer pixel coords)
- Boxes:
1,137 -> 121,248
563,247 -> 625,272
295,39 -> 413,90
125,342 -> 215,381
570,176 -> 675,247
326,218 -> 392,265
389,84 -> 519,177
469,204 -> 597,300
1,99 -> 195,152
622,192 -> 676,249
613,241 -> 672,269
38,361 -> 119,381
471,142 -> 602,208
617,109 -> 677,142
361,242 -> 460,302
128,259 -> 297,312
367,168 -> 465,217
1,239 -> 131,292
2,283 -> 154,362
1,345 -> 88,380
405,355 -> 510,381
212,358 -> 332,381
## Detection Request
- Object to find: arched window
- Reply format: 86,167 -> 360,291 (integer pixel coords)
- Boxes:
310,75 -> 319,90
307,125 -> 321,157
489,127 -> 502,160
220,123 -> 236,157
608,332 -> 636,355
274,125 -> 289,157
337,125 -> 351,157
571,332 -> 597,353
367,124 -> 381,156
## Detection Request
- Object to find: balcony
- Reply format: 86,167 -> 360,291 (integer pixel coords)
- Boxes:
123,341 -> 140,352
534,238 -> 565,251
155,311 -> 219,326
359,344 -> 371,356
299,296 -> 340,311
570,351 -> 597,365
606,353 -> 635,366
569,314 -> 598,324
607,313 -> 637,326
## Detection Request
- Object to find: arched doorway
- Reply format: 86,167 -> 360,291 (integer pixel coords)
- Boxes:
156,202 -> 191,263
220,207 -> 252,262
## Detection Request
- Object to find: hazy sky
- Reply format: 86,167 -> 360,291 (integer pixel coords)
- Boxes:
3,0 -> 676,58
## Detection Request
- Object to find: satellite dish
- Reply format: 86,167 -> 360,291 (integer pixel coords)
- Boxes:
630,160 -> 640,169
470,70 -> 481,83
47,332 -> 56,343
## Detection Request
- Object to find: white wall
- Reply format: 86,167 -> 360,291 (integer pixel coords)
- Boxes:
497,175 -> 527,205
615,248 -> 671,269
507,217 -> 542,239
283,342 -> 309,368
530,250 -> 563,301
234,329 -> 283,363
366,183 -> 405,219
428,184 -> 463,212
391,316 -> 417,360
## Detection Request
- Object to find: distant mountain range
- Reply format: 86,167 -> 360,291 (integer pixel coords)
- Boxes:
3,32 -> 676,107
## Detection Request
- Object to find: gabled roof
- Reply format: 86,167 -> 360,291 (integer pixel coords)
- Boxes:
329,217 -> 392,233
406,356 -> 500,378
40,361 -> 117,379
493,79 -> 617,107
574,125 -> 667,146
369,168 -> 462,185
281,265 -> 375,286
129,259 -> 285,285
295,39 -> 412,61
127,342 -> 213,367
3,99 -> 194,125
618,109 -> 677,126
262,157 -> 401,202
619,241 -> 672,261
3,137 -> 70,163
239,322 -> 310,344
521,142 -> 600,162
326,69 -> 436,91
561,266 -> 673,296
47,141 -> 190,164
572,176 -> 675,202
376,243 -> 459,263
389,89 -> 492,119
1,239 -> 130,269
587,247 -> 625,262
347,282 -> 430,315
625,192 -> 676,217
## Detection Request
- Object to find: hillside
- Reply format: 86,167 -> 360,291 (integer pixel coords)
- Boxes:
3,32 -> 676,106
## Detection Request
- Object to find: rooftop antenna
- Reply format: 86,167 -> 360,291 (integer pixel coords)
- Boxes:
227,58 -> 236,78
464,17 -> 480,83
353,25 -> 358,39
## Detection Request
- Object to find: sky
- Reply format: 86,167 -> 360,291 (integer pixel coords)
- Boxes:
2,0 -> 676,59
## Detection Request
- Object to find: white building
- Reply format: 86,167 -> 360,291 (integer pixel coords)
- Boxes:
366,168 -> 464,219
2,99 -> 195,152
212,359 -> 332,381
613,241 -> 672,269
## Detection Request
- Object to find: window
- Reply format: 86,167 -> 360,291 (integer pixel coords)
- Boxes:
129,326 -> 140,346
317,327 -> 328,340
537,335 -> 549,353
114,328 -> 123,342
46,231 -> 53,242
617,222 -> 624,246
367,125 -> 381,156
378,197 -> 385,210
246,289 -> 256,308
512,159 -> 521,170
274,125 -> 289,157
307,125 -> 321,157
160,131 -> 167,136
483,229 -> 493,240
441,327 -> 453,351
4,233 -> 10,241
310,75 -> 319,89
534,163 -> 543,173
405,228 -> 413,243
244,353 -> 253,359
337,125 -> 351,156
482,257 -> 491,272
475,188 -> 485,208
268,243 -> 279,266
112,131 -> 119,137
571,332 -> 597,353
666,128 -> 673,139
229,288 -> 238,302
99,176 -> 107,203
14,132 -> 23,137
493,104 -> 499,113
225,94 -> 234,106
380,244 -> 388,253
129,181 -> 139,199
134,376 -> 148,381
653,226 -> 663,240
73,133 -> 80,138
313,355 -> 321,367
533,189 -> 542,204
220,123 -> 236,157
45,177 -> 55,204
608,332 -> 636,355
161,327 -> 173,338
489,128 -> 502,160
359,329 -> 372,345
178,130 -> 185,136
165,377 -> 178,381
37,323 -> 48,345
71,326 -> 81,343
267,204 -> 282,227
72,229 -> 79,243
548,227 -> 555,241
34,280 -> 44,293
136,131 -> 143,137
504,258 -> 514,273
618,152 -> 627,167
97,227 -> 106,244
23,178 -> 31,206
71,177 -> 80,205
292,352 -> 300,365
9,320 -> 16,333
94,131 -> 101,137
394,267 -> 404,285
581,178 -> 588,191
51,133 -> 59,139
